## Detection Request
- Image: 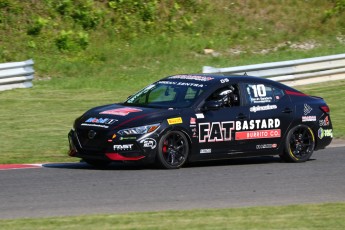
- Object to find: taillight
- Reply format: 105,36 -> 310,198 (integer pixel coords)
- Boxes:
320,106 -> 330,114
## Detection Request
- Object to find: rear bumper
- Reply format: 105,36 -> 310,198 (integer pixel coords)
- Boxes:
315,136 -> 333,150
314,126 -> 333,150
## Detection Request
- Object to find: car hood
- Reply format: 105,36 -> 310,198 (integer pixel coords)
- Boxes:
76,104 -> 182,130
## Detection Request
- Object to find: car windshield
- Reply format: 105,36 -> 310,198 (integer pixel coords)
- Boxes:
124,80 -> 205,108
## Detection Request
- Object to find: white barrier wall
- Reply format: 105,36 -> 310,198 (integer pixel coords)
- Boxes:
0,59 -> 34,91
203,54 -> 345,86
1,55 -> 344,92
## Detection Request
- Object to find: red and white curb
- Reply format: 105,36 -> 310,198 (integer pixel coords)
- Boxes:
0,164 -> 43,170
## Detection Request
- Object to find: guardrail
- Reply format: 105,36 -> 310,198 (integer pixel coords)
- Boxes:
0,59 -> 34,91
203,53 -> 345,86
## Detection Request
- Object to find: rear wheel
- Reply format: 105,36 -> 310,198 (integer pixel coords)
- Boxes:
280,124 -> 315,162
156,130 -> 189,169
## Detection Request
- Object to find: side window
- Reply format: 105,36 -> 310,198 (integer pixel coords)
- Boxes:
246,83 -> 284,104
273,87 -> 285,101
207,84 -> 240,107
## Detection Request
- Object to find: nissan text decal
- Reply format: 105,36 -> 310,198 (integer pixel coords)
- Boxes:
199,118 -> 281,142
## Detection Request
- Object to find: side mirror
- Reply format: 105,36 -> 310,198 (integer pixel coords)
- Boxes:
203,100 -> 222,111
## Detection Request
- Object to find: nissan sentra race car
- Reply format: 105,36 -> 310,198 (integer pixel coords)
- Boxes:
68,74 -> 333,169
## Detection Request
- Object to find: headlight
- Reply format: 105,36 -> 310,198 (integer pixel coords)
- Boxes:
118,123 -> 160,135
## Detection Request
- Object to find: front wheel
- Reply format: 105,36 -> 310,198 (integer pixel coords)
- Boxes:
280,124 -> 315,162
156,130 -> 189,169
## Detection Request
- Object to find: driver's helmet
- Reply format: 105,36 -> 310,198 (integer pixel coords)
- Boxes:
217,89 -> 233,105
216,86 -> 238,106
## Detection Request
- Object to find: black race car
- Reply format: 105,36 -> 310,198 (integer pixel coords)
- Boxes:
68,74 -> 333,169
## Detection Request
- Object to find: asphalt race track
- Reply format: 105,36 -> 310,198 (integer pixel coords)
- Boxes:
0,146 -> 344,219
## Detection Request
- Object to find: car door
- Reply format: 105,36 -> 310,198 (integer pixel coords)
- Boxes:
239,82 -> 294,152
196,84 -> 251,158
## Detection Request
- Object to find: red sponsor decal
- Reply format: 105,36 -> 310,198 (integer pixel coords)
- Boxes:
100,107 -> 142,116
190,117 -> 196,124
235,129 -> 281,140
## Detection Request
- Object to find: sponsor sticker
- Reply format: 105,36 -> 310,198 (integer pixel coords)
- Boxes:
199,121 -> 234,143
250,104 -> 277,113
235,129 -> 281,140
195,113 -> 205,119
220,78 -> 229,84
198,119 -> 281,143
252,97 -> 273,104
325,129 -> 333,138
235,118 -> 280,130
256,143 -> 277,149
119,137 -> 136,140
318,128 -> 333,139
191,128 -> 198,138
140,138 -> 157,149
247,84 -> 273,104
167,117 -> 183,125
251,97 -> 273,104
190,117 -> 196,125
168,75 -> 214,82
200,149 -> 212,154
302,116 -> 316,122
158,81 -> 204,88
113,144 -> 133,151
126,85 -> 155,103
304,104 -> 313,115
85,117 -> 117,124
190,118 -> 196,127
319,116 -> 330,126
100,108 -> 142,116
81,123 -> 109,129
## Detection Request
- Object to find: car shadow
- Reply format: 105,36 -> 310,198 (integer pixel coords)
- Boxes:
42,161 -> 152,170
186,156 -> 281,168
42,155 -> 312,170
186,156 -> 316,168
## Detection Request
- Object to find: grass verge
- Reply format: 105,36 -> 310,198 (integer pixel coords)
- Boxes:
1,203 -> 345,229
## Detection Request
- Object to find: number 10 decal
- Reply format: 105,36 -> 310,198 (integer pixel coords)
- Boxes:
251,84 -> 266,97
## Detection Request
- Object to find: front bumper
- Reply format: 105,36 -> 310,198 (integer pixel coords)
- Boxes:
68,129 -> 158,163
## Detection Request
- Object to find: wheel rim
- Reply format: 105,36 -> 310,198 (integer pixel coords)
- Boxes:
289,126 -> 314,160
161,132 -> 188,167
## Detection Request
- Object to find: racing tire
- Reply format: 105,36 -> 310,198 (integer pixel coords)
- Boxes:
156,130 -> 189,169
83,159 -> 111,168
280,124 -> 315,162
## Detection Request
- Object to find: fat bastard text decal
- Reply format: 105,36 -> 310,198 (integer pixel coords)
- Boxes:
199,118 -> 281,142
